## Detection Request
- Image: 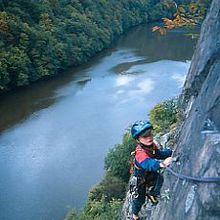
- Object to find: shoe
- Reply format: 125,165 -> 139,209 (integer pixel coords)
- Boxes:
132,214 -> 139,220
147,195 -> 159,205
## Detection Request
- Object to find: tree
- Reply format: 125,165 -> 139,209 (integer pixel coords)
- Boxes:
152,0 -> 211,35
105,132 -> 136,182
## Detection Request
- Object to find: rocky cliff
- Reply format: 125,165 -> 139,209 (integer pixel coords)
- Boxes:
149,0 -> 220,219
122,0 -> 220,219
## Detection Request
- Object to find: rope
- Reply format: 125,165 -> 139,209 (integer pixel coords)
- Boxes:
165,166 -> 220,183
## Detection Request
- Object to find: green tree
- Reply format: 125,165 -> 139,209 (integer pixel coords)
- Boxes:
105,132 -> 136,182
149,98 -> 179,133
0,0 -> 211,93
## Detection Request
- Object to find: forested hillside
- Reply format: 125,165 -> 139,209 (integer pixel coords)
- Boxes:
0,0 -> 175,92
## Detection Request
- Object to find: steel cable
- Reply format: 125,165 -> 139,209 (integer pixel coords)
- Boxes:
166,166 -> 220,183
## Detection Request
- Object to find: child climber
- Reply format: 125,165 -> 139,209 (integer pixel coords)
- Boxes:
130,120 -> 173,220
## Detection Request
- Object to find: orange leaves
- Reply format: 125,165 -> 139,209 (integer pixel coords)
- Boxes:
162,18 -> 175,29
163,18 -> 173,26
152,0 -> 206,35
152,26 -> 166,35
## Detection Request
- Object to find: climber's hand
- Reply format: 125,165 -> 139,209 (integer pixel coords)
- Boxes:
160,157 -> 173,168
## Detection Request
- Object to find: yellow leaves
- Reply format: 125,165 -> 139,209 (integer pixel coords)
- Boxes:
152,1 -> 206,35
163,18 -> 173,26
175,14 -> 182,22
163,17 -> 175,29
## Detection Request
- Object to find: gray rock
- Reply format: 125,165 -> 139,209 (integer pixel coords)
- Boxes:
150,1 -> 220,219
122,1 -> 220,219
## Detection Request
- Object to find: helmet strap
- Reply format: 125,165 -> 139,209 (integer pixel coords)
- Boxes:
137,140 -> 153,149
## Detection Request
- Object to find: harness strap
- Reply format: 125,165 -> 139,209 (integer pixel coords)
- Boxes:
134,163 -> 142,170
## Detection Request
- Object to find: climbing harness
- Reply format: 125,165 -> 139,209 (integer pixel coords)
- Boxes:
129,143 -> 158,175
129,176 -> 139,198
165,166 -> 220,183
130,149 -> 220,185
129,143 -> 162,199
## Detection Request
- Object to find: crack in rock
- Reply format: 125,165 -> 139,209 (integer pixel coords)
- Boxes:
185,185 -> 197,214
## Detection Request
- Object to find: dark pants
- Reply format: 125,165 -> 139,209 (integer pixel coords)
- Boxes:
131,172 -> 164,215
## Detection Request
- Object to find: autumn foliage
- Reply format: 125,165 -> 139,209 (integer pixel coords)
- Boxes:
152,0 -> 211,35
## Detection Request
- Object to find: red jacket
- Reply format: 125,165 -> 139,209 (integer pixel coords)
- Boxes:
135,142 -> 172,173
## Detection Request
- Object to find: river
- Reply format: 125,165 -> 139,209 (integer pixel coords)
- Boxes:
0,25 -> 197,220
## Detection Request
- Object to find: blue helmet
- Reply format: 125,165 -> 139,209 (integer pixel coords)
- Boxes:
131,120 -> 153,139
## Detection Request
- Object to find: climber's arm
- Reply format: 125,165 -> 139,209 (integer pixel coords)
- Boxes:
155,148 -> 172,159
137,158 -> 161,172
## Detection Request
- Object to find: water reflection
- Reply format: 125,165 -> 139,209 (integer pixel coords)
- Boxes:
117,25 -> 197,62
0,26 -> 197,133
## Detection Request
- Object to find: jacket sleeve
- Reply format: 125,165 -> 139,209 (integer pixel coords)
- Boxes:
155,148 -> 172,159
137,158 -> 161,172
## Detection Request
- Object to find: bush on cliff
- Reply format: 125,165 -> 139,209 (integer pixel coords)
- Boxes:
105,132 -> 136,183
65,97 -> 180,220
89,173 -> 127,202
149,97 -> 179,133
65,197 -> 123,220
65,133 -> 135,220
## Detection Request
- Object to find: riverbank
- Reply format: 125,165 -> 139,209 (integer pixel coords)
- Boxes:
0,0 -> 174,92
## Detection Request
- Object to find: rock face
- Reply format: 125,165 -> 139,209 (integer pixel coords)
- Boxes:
122,1 -> 220,219
150,1 -> 220,220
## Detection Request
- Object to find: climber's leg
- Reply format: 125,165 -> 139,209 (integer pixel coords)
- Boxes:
132,213 -> 139,220
131,182 -> 146,218
147,172 -> 163,197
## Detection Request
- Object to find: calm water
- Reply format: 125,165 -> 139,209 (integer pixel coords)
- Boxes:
0,25 -> 197,220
